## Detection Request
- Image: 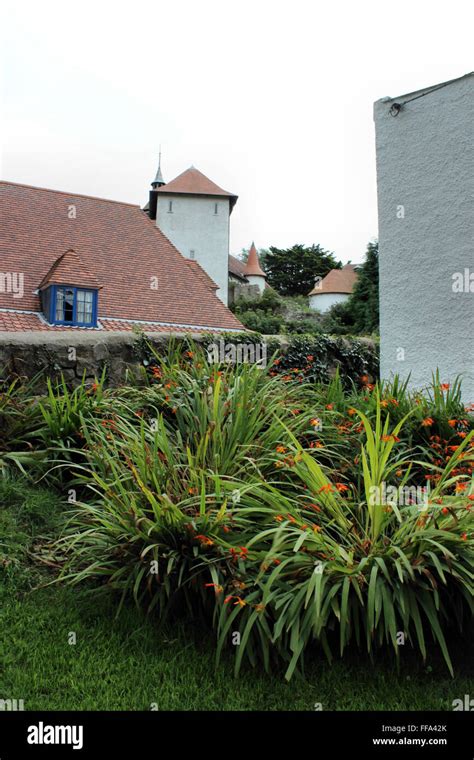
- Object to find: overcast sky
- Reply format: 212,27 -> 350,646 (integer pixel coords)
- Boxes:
1,1 -> 472,263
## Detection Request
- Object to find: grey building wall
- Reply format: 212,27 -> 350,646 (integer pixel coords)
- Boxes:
374,74 -> 474,402
156,194 -> 230,305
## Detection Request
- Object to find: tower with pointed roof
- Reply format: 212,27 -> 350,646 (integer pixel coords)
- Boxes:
148,164 -> 238,305
243,243 -> 266,294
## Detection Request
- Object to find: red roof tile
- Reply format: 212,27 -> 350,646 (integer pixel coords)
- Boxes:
185,259 -> 218,290
229,254 -> 247,279
0,181 -> 244,332
0,310 -> 236,333
156,167 -> 238,211
308,264 -> 358,296
39,249 -> 102,289
244,243 -> 266,277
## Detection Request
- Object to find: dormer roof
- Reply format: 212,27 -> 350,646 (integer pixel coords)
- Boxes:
39,249 -> 102,290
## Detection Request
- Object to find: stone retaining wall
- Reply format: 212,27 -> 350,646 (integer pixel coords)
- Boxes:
0,331 -> 378,389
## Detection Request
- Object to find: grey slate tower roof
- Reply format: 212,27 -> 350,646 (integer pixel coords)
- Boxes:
151,152 -> 165,188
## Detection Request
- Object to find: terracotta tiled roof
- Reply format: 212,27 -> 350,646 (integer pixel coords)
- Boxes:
185,259 -> 218,290
228,254 -> 247,280
0,310 -> 235,333
244,243 -> 266,277
0,181 -> 244,332
308,264 -> 358,296
39,249 -> 102,290
156,167 -> 238,211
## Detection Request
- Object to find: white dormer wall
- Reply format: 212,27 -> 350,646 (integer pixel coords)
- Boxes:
156,194 -> 230,305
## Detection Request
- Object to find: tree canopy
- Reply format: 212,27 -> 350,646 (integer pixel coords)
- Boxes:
260,244 -> 341,296
349,240 -> 379,334
321,240 -> 379,335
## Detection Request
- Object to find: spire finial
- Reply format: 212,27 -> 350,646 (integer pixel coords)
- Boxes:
151,146 -> 165,188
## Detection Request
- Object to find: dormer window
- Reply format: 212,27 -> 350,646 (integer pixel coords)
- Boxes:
42,285 -> 98,327
38,249 -> 101,328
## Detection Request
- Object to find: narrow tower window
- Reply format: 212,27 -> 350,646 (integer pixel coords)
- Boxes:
214,203 -> 218,215
168,200 -> 173,213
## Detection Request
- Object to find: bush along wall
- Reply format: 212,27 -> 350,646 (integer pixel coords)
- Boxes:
265,335 -> 379,388
134,332 -> 379,388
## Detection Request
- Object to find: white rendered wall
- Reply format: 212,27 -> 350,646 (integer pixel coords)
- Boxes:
374,75 -> 474,402
309,292 -> 350,313
246,274 -> 266,294
156,194 -> 230,304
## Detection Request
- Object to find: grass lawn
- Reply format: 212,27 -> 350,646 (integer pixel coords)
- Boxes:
1,479 -> 472,712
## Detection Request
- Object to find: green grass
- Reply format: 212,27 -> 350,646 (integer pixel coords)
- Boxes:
0,480 -> 472,711
1,584 -> 473,710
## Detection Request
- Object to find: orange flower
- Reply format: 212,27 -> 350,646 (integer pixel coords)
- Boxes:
455,482 -> 468,493
309,503 -> 321,512
306,355 -> 314,361
230,546 -> 249,561
195,534 -> 214,547
448,419 -> 457,427
318,484 -> 333,493
421,417 -> 434,427
276,445 -> 287,453
381,434 -> 400,443
440,383 -> 450,392
360,375 -> 369,383
441,507 -> 449,515
380,400 -> 389,408
335,483 -> 349,493
325,404 -> 333,410
313,525 -> 322,533
310,418 -> 321,427
348,408 -> 357,416
275,515 -> 284,522
205,583 -> 223,593
460,532 -> 467,541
